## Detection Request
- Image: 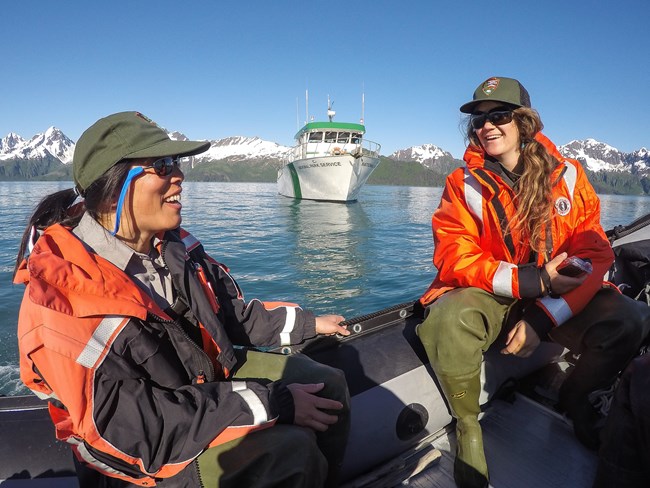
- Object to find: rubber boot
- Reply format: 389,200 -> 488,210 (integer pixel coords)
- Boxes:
438,371 -> 489,488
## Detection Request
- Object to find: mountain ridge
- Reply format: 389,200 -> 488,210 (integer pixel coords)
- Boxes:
1,127 -> 649,194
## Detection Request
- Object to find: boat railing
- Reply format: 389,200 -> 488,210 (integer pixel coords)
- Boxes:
283,139 -> 381,163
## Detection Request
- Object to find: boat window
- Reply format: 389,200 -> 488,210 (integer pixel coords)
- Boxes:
324,132 -> 337,143
351,133 -> 362,143
308,132 -> 323,142
337,132 -> 351,144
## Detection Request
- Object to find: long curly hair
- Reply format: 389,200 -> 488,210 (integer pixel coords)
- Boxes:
467,107 -> 556,253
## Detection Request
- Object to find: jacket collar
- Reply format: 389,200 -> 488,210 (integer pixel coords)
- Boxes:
17,223 -> 166,320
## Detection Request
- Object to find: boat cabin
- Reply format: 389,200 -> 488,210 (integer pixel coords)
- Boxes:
293,121 -> 366,159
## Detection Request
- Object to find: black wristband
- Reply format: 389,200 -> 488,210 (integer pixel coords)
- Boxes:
540,267 -> 552,297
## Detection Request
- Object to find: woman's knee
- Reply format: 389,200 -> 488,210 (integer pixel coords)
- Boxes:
584,295 -> 649,353
319,366 -> 350,411
284,356 -> 350,413
418,288 -> 502,374
209,425 -> 328,488
419,288 -> 501,344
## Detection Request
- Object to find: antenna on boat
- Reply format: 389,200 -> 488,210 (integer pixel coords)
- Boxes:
327,95 -> 336,122
360,83 -> 365,124
305,89 -> 309,125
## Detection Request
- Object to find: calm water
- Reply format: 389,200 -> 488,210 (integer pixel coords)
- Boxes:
1,181 -> 648,396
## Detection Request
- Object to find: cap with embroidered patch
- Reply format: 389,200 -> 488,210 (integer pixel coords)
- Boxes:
460,77 -> 531,114
73,111 -> 211,191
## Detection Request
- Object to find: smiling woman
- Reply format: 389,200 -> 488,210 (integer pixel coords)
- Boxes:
415,76 -> 650,488
109,156 -> 185,252
11,111 -> 351,487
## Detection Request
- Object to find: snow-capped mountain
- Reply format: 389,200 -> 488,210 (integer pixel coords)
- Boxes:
0,133 -> 26,153
559,139 -> 650,175
625,147 -> 650,173
389,144 -> 457,170
0,127 -> 74,164
389,139 -> 650,178
0,128 -> 290,168
194,136 -> 290,164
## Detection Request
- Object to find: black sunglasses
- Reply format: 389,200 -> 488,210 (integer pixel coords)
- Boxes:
470,110 -> 514,130
143,156 -> 181,176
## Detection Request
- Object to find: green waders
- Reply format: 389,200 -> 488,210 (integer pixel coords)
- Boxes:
417,287 -> 516,488
197,350 -> 350,488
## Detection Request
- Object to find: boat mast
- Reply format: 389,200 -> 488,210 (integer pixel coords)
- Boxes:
305,90 -> 309,125
327,95 -> 336,122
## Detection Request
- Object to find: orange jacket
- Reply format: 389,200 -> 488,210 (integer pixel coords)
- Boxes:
420,133 -> 613,337
14,224 -> 314,486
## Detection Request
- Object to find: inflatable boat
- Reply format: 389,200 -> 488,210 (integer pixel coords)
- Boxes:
2,213 -> 649,487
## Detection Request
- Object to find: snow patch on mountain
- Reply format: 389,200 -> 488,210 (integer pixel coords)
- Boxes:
390,144 -> 450,162
559,139 -> 650,175
559,139 -> 626,172
389,144 -> 456,170
0,127 -> 75,164
0,133 -> 26,153
195,136 -> 291,163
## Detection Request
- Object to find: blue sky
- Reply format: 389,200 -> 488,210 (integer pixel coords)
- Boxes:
3,0 -> 648,158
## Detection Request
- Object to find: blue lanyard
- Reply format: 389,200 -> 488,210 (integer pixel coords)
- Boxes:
111,166 -> 144,235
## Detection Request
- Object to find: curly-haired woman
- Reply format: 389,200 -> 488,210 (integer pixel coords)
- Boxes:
417,77 -> 649,488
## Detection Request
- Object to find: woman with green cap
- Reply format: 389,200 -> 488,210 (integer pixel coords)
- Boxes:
13,111 -> 350,487
416,77 -> 649,487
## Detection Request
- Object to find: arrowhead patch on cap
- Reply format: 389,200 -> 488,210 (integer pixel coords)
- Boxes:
482,77 -> 500,96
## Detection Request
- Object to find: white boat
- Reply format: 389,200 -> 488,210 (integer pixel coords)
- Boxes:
277,98 -> 381,202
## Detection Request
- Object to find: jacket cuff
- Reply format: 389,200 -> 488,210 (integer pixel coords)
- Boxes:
301,311 -> 317,340
518,263 -> 543,298
268,380 -> 294,424
522,303 -> 555,340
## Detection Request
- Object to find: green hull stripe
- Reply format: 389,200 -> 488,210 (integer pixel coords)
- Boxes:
288,163 -> 302,199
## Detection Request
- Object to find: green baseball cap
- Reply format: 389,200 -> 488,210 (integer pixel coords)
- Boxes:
73,111 -> 211,191
460,77 -> 531,114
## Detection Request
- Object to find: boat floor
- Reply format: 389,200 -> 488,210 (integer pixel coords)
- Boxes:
345,392 -> 598,488
0,391 -> 598,488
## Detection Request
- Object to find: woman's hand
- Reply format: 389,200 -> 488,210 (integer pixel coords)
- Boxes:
501,320 -> 540,357
286,383 -> 343,432
545,252 -> 589,295
315,315 -> 350,336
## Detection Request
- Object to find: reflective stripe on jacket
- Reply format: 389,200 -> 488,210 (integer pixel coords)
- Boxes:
15,224 -> 316,485
420,132 -> 614,333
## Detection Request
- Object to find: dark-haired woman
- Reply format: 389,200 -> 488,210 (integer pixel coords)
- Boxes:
416,77 -> 649,488
14,111 -> 350,487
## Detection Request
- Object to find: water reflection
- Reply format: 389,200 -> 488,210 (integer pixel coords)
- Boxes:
402,187 -> 444,225
284,200 -> 371,309
598,194 -> 650,231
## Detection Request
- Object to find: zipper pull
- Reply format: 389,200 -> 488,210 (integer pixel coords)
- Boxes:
196,370 -> 206,384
